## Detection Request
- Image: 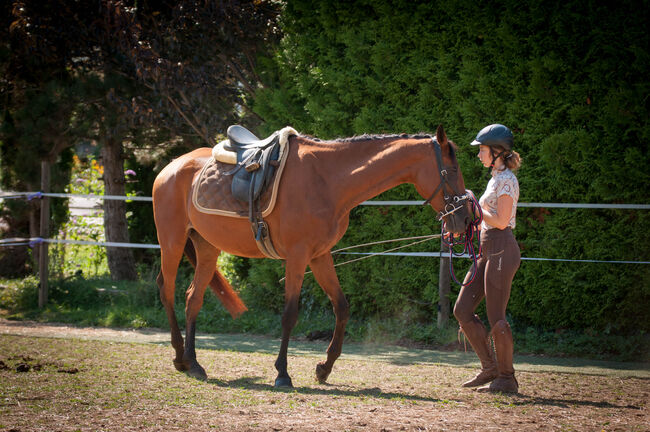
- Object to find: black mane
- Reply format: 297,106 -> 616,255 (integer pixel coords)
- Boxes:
309,133 -> 433,143
305,133 -> 457,157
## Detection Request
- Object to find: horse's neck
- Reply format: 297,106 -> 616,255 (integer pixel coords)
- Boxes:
315,137 -> 428,214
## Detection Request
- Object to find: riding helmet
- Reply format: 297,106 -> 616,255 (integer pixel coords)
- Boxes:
470,124 -> 514,150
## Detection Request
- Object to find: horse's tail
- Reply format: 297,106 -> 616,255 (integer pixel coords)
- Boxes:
183,239 -> 248,319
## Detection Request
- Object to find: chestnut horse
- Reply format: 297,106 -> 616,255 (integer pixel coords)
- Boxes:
152,125 -> 471,386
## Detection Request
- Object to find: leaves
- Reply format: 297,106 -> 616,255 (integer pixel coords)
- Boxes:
247,0 -> 650,334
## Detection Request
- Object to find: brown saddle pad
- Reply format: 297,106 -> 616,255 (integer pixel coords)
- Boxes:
192,153 -> 286,218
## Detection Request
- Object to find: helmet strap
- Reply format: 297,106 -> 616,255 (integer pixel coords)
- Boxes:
490,150 -> 506,168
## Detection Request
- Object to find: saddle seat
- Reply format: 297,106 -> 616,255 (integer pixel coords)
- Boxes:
225,125 -> 280,150
212,125 -> 292,203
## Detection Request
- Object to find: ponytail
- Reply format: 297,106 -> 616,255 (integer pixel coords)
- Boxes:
491,146 -> 522,171
504,150 -> 522,171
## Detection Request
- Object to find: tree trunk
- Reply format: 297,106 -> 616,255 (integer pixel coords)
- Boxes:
101,136 -> 137,281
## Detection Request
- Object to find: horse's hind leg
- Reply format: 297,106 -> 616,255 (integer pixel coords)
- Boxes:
180,230 -> 220,380
157,236 -> 187,372
309,252 -> 350,383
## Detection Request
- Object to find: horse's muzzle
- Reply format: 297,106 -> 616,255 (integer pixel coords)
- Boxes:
441,199 -> 472,234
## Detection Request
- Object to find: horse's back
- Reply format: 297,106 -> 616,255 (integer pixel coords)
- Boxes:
153,148 -> 212,231
154,148 -> 211,190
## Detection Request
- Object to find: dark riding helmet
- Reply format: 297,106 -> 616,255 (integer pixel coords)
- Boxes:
470,124 -> 514,150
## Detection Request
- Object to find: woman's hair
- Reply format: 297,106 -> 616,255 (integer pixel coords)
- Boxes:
492,145 -> 521,171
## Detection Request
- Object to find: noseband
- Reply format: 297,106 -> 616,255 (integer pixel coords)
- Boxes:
422,137 -> 469,220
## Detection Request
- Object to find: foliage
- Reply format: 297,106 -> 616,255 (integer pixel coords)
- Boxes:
49,156 -> 108,278
1,0 -> 281,279
248,0 -> 650,336
0,276 -> 39,311
1,274 -> 647,360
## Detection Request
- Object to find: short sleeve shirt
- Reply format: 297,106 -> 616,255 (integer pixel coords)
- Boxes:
479,168 -> 519,230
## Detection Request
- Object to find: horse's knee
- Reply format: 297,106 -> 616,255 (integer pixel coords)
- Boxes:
335,297 -> 350,323
158,275 -> 176,308
281,298 -> 300,328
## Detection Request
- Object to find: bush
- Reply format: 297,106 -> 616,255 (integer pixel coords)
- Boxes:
250,0 -> 650,336
0,276 -> 39,311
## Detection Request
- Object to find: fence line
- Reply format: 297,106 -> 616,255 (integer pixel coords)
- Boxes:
1,191 -> 649,265
2,191 -> 650,209
1,237 -> 649,265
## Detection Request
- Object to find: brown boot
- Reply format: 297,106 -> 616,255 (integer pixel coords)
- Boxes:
478,320 -> 518,393
459,315 -> 497,388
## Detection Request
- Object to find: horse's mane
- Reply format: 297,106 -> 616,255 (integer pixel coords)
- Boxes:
303,133 -> 458,157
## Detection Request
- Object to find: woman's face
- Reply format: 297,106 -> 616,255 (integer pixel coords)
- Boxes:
477,145 -> 493,168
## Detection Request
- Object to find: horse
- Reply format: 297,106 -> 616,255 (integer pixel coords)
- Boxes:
152,125 -> 471,387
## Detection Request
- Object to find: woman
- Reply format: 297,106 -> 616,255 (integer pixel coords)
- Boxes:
453,124 -> 522,393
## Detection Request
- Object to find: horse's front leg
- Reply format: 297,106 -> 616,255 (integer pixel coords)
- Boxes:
182,232 -> 220,380
309,252 -> 349,383
274,256 -> 309,387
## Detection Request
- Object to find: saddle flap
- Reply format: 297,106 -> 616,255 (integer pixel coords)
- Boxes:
231,143 -> 281,203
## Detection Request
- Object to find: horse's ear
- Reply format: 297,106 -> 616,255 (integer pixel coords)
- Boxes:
436,125 -> 448,146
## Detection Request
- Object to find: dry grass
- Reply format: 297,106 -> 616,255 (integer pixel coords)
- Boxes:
0,333 -> 648,432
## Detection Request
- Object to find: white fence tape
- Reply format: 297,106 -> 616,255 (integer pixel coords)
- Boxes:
2,191 -> 650,209
1,191 -> 649,264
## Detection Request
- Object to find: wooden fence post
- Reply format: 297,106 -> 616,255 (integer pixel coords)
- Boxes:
437,238 -> 450,328
38,160 -> 50,308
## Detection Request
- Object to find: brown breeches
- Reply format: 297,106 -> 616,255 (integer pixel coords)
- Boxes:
453,228 -> 520,327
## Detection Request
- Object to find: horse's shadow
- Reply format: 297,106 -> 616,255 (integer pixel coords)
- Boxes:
510,394 -> 643,410
206,376 -> 643,410
206,376 -> 449,403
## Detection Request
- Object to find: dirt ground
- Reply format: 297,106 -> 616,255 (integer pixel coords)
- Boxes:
0,319 -> 648,432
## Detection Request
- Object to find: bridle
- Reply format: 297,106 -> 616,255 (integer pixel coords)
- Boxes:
422,137 -> 483,286
422,137 -> 470,221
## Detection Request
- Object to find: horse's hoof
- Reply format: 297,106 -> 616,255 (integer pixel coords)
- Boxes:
274,376 -> 293,388
186,364 -> 207,381
315,362 -> 330,383
173,360 -> 188,372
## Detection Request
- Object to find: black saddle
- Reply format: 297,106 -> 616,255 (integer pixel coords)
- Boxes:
225,125 -> 280,150
225,125 -> 281,203
224,125 -> 282,259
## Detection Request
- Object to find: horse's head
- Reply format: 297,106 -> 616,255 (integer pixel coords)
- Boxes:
416,125 -> 472,234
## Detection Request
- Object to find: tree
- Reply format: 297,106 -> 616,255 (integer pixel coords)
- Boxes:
1,0 -> 282,280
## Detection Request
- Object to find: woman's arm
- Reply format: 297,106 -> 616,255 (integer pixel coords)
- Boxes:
481,194 -> 514,230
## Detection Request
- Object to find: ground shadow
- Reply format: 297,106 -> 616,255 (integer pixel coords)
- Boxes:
205,375 -> 642,411
511,393 -> 643,410
206,375 -> 453,404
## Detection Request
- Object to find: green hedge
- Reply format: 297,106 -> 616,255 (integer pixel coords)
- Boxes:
246,0 -> 649,334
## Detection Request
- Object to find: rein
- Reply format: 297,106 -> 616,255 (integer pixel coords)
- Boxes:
279,234 -> 440,283
441,189 -> 483,286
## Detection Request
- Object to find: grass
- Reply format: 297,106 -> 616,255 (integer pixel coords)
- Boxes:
0,274 -> 649,362
0,334 -> 647,431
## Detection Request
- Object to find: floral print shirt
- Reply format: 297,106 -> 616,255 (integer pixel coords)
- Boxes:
479,168 -> 519,230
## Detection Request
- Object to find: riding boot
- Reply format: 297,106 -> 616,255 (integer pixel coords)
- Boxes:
459,315 -> 497,387
478,319 -> 518,393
